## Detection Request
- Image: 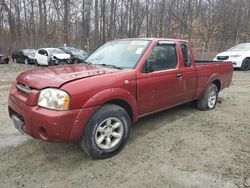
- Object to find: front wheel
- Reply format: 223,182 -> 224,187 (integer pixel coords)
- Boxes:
196,83 -> 218,111
81,104 -> 132,159
35,59 -> 39,66
241,59 -> 250,71
24,58 -> 29,65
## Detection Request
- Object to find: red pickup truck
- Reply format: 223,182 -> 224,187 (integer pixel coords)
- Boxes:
8,38 -> 233,158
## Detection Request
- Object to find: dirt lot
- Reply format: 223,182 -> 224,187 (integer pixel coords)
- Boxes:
0,63 -> 249,188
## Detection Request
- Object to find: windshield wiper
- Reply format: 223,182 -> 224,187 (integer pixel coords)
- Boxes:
97,63 -> 123,70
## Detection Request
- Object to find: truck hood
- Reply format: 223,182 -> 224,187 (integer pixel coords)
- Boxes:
52,53 -> 71,60
16,64 -> 118,89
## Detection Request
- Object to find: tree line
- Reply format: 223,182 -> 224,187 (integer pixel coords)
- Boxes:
0,0 -> 250,54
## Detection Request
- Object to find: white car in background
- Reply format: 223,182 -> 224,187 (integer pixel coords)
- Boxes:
213,43 -> 250,71
35,48 -> 71,66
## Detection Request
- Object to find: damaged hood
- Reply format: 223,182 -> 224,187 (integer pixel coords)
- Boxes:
52,53 -> 71,60
16,64 -> 119,89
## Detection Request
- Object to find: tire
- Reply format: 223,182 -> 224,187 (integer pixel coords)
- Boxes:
48,59 -> 55,66
13,58 -> 17,64
81,104 -> 132,159
60,60 -> 66,65
35,59 -> 39,66
240,58 -> 250,71
24,58 -> 29,65
196,83 -> 218,111
3,57 -> 9,64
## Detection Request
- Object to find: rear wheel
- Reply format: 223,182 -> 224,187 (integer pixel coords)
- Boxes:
241,59 -> 250,71
24,58 -> 29,65
81,104 -> 132,159
196,83 -> 218,111
13,58 -> 17,64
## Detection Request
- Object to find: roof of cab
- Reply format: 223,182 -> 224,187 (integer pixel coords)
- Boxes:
112,38 -> 189,43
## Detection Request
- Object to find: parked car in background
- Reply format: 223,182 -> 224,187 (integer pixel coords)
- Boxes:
0,54 -> 9,64
35,48 -> 71,66
214,43 -> 250,71
59,47 -> 88,63
12,49 -> 36,64
9,38 -> 233,159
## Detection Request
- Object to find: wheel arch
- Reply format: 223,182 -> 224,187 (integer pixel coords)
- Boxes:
212,79 -> 221,92
82,88 -> 139,123
24,56 -> 30,60
198,74 -> 221,100
105,99 -> 134,122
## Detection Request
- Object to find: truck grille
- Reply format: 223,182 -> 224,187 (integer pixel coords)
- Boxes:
217,56 -> 229,60
16,83 -> 32,94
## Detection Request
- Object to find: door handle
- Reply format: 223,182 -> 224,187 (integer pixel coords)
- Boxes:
176,73 -> 182,78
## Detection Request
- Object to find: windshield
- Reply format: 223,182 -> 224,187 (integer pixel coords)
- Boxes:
85,40 -> 150,69
48,48 -> 66,54
227,43 -> 250,51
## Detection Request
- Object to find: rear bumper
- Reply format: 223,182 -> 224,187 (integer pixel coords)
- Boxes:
8,94 -> 97,143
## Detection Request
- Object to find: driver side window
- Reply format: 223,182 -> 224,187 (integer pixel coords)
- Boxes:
146,44 -> 178,72
38,50 -> 48,56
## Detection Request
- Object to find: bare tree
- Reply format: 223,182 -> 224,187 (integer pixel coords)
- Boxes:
0,0 -> 250,54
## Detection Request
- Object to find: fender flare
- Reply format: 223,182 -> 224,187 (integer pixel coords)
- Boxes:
82,88 -> 138,122
199,73 -> 221,99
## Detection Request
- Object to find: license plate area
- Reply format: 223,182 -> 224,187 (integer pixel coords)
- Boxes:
11,115 -> 25,134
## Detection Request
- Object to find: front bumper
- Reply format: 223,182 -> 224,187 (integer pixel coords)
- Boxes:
214,57 -> 243,68
230,59 -> 242,68
8,94 -> 97,142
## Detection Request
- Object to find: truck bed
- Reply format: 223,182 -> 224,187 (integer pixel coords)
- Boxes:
194,60 -> 233,99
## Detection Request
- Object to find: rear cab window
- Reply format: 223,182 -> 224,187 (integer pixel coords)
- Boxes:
180,43 -> 192,67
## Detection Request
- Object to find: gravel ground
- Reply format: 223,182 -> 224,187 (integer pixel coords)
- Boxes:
0,63 -> 249,188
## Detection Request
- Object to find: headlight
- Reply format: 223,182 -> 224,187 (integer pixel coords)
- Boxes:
38,88 -> 70,110
230,55 -> 241,58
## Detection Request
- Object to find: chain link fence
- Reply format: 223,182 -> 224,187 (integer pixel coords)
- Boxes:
192,40 -> 241,60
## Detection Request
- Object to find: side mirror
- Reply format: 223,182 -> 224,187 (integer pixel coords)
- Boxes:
145,60 -> 155,73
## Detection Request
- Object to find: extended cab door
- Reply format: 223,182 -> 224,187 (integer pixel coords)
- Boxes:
137,42 -> 185,115
177,42 -> 198,102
